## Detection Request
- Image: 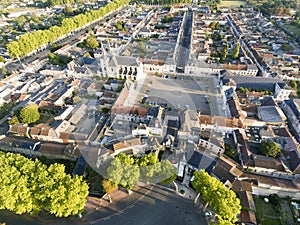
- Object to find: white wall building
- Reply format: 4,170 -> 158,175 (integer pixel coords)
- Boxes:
101,55 -> 144,81
274,83 -> 291,101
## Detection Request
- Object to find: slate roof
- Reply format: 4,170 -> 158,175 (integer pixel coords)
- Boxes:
83,57 -> 96,65
284,99 -> 300,118
222,75 -> 284,92
252,154 -> 285,172
261,96 -> 277,107
147,106 -> 159,117
164,57 -> 176,65
187,151 -> 217,173
286,150 -> 300,173
114,56 -> 139,66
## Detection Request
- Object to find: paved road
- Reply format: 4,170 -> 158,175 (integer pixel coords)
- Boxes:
0,185 -> 207,225
147,76 -> 215,114
177,10 -> 192,69
88,185 -> 207,225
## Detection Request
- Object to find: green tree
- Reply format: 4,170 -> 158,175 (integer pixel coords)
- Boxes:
1,66 -> 7,77
0,152 -> 89,217
7,41 -> 22,59
85,33 -> 99,49
209,21 -> 216,29
136,153 -> 158,166
14,15 -> 27,30
220,44 -> 228,63
280,43 -> 291,51
63,5 -> 74,16
140,157 -> 177,184
19,104 -> 40,124
9,115 -> 20,125
107,153 -> 176,187
258,140 -> 281,158
102,179 -> 118,202
114,20 -> 124,31
232,42 -> 240,59
290,80 -> 297,89
192,170 -> 241,224
107,157 -> 140,190
46,165 -> 89,217
0,56 -> 6,63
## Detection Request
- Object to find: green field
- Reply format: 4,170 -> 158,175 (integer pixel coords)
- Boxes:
285,24 -> 300,38
220,0 -> 247,7
254,197 -> 281,225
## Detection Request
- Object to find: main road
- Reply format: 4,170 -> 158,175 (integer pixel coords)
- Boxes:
0,185 -> 207,225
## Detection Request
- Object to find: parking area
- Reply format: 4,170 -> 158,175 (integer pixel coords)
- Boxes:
139,74 -> 223,116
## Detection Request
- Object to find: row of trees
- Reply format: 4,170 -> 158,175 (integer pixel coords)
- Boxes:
6,0 -> 130,58
47,0 -> 77,6
105,153 -> 177,192
135,0 -> 192,5
238,87 -> 273,95
0,152 -> 89,217
192,170 -> 241,225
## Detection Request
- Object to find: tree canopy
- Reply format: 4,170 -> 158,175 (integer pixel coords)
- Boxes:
290,80 -> 297,89
0,152 -> 89,217
106,153 -> 177,189
8,115 -> 20,125
192,170 -> 241,225
258,140 -> 281,158
85,33 -> 99,49
19,104 -> 40,125
232,42 -> 240,59
102,179 -> 118,194
107,157 -> 140,190
0,56 -> 6,63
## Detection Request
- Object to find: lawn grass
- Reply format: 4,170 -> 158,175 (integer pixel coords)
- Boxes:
220,0 -> 246,7
254,196 -> 281,225
285,24 -> 300,38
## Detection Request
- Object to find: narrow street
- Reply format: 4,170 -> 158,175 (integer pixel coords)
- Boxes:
177,9 -> 192,71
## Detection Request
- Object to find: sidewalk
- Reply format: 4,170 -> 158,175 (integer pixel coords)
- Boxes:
27,182 -> 204,225
81,182 -> 152,224
170,181 -> 197,200
83,181 -> 199,223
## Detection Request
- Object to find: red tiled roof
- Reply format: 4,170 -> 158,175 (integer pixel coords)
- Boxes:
111,106 -> 148,117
